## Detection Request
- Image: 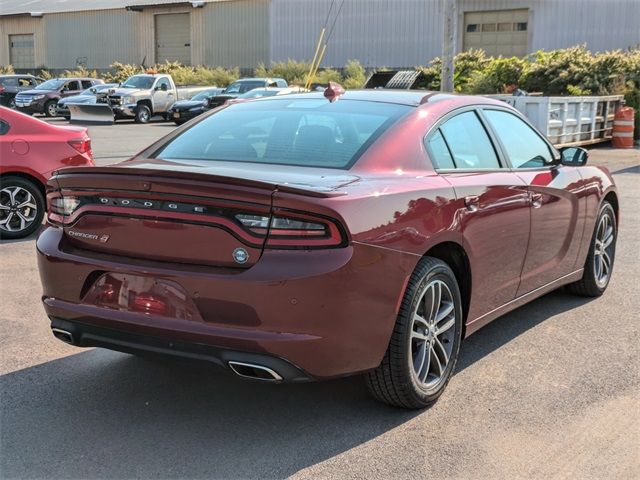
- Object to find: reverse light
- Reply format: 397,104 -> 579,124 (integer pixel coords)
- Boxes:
49,196 -> 81,216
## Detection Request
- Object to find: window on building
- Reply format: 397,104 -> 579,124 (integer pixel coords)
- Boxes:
482,23 -> 497,32
466,24 -> 479,33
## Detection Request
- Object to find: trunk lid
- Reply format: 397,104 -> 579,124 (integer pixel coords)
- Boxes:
50,164 -> 356,268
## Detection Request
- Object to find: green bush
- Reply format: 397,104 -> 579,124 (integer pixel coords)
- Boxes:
254,58 -> 367,88
0,65 -> 14,74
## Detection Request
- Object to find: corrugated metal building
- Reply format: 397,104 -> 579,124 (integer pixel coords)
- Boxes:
1,0 -> 639,72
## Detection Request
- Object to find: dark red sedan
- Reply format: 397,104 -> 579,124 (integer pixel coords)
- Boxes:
1,107 -> 93,239
36,90 -> 618,408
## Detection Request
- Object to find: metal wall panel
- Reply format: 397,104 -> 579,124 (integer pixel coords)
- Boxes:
0,16 -> 46,69
44,10 -> 138,69
269,0 -> 442,68
202,0 -> 270,68
459,0 -> 640,53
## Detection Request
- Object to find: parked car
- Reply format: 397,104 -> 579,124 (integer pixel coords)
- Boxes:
37,90 -> 618,408
56,83 -> 118,120
167,87 -> 224,125
208,77 -> 288,108
0,107 -> 93,239
15,77 -> 104,117
225,86 -> 308,105
96,74 -> 211,123
0,75 -> 44,108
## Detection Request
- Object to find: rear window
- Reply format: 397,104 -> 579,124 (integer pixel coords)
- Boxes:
153,98 -> 412,169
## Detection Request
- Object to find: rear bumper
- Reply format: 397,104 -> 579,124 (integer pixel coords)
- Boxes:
49,316 -> 311,381
37,226 -> 417,380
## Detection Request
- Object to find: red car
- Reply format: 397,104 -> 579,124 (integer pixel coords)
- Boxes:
0,107 -> 93,239
36,90 -> 618,408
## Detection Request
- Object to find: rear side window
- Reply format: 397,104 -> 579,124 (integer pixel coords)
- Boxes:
484,110 -> 553,168
81,80 -> 93,89
0,78 -> 18,87
427,130 -> 456,169
153,99 -> 412,169
439,111 -> 500,169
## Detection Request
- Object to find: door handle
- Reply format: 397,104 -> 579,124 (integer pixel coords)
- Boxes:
464,195 -> 480,212
530,192 -> 543,208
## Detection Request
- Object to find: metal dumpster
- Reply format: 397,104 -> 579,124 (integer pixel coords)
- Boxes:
491,95 -> 624,147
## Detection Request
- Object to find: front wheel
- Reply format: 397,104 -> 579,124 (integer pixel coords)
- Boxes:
567,201 -> 617,297
0,176 -> 45,239
365,257 -> 463,409
44,100 -> 57,117
134,104 -> 151,123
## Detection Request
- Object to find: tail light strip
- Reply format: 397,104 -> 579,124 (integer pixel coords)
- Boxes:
47,193 -> 347,249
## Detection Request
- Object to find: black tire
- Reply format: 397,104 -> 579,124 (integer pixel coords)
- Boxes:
365,257 -> 463,409
566,201 -> 617,297
134,104 -> 151,124
63,115 -> 70,121
174,120 -> 185,126
44,100 -> 57,117
0,176 -> 45,240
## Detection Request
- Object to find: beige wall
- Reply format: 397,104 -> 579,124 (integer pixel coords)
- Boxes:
0,16 -> 46,68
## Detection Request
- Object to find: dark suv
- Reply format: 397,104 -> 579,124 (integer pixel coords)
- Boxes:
0,75 -> 44,108
15,77 -> 104,117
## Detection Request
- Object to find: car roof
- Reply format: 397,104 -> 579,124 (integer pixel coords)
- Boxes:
235,77 -> 284,82
0,74 -> 39,78
250,89 -> 454,106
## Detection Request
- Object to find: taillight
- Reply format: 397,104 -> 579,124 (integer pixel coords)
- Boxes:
235,211 -> 346,249
47,193 -> 81,224
68,138 -> 92,155
0,86 -> 5,93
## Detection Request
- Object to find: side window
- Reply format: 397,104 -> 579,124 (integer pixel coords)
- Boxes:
81,80 -> 93,89
65,81 -> 80,91
18,78 -> 31,87
427,129 -> 456,169
484,110 -> 553,168
0,120 -> 10,135
156,78 -> 170,90
439,111 -> 500,169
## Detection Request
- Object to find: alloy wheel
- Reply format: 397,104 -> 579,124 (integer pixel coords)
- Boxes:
0,186 -> 38,233
410,279 -> 456,389
594,212 -> 614,288
47,103 -> 57,117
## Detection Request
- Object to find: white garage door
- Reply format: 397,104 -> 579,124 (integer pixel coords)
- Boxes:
9,34 -> 35,69
464,9 -> 529,57
155,13 -> 191,65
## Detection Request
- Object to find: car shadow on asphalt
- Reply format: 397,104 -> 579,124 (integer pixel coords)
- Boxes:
0,289 -> 594,479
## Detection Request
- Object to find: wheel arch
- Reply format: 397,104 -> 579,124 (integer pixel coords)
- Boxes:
0,171 -> 46,199
423,241 -> 472,337
603,190 -> 619,224
137,99 -> 153,114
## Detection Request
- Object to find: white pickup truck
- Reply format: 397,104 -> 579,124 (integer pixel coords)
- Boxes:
97,74 -> 211,123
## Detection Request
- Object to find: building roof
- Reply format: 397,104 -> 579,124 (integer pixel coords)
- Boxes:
0,0 -> 222,16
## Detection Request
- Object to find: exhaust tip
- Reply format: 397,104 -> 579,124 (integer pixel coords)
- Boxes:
228,361 -> 283,382
51,328 -> 75,345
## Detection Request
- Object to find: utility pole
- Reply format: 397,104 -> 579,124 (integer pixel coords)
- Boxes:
441,0 -> 457,92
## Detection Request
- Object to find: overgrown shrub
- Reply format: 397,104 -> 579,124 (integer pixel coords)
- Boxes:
254,59 -> 367,88
0,65 -> 14,74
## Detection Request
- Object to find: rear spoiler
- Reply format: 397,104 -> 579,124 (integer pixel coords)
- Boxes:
50,166 -> 348,198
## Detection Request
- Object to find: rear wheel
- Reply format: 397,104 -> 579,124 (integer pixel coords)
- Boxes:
135,104 -> 151,124
0,176 -> 45,239
365,257 -> 463,409
567,201 -> 617,297
44,100 -> 57,117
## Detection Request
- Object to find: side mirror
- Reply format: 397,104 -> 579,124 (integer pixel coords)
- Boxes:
559,147 -> 588,166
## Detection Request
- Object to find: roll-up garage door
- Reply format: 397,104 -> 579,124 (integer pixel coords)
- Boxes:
9,34 -> 35,69
464,9 -> 529,57
155,13 -> 191,66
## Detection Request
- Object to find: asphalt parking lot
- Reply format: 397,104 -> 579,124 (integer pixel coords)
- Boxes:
1,119 -> 638,479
